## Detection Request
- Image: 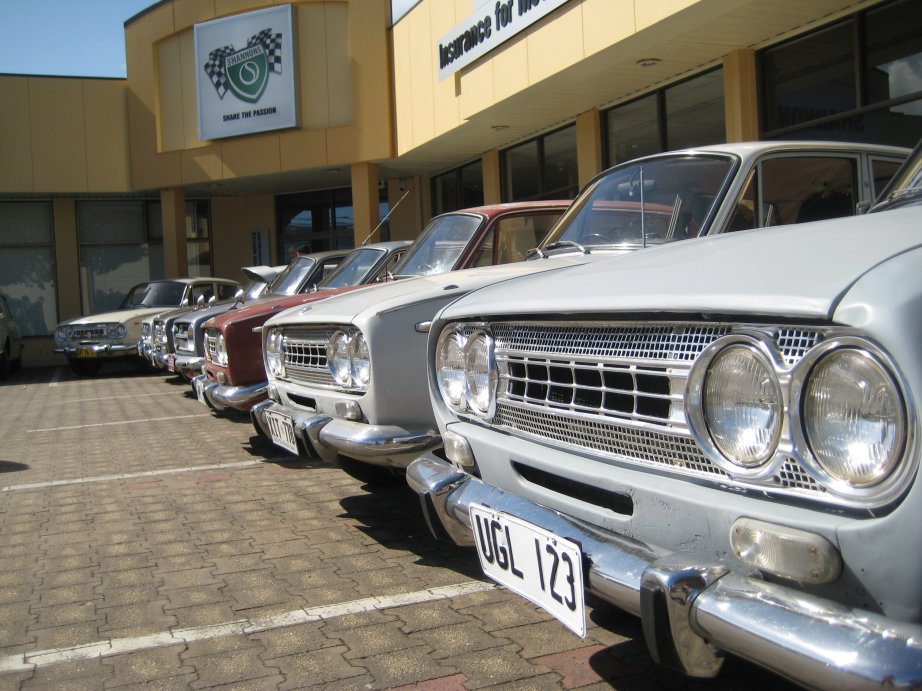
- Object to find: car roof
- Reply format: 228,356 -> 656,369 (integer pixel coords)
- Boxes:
432,200 -> 572,220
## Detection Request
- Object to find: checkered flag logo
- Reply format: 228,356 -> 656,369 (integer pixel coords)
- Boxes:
248,29 -> 283,75
203,28 -> 283,101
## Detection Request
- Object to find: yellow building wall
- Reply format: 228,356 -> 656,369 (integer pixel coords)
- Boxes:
127,0 -> 392,191
393,0 -> 699,157
211,194 -> 278,281
0,76 -> 131,194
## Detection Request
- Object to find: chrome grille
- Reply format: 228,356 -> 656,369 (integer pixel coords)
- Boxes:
281,327 -> 336,387
173,321 -> 193,353
72,324 -> 106,340
484,321 -> 824,498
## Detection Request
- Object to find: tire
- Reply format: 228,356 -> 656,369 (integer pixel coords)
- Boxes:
68,358 -> 103,376
337,455 -> 404,486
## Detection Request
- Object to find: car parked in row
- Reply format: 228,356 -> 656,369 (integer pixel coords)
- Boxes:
54,277 -> 241,375
253,141 -> 906,483
194,241 -> 411,412
138,264 -> 284,376
407,139 -> 922,688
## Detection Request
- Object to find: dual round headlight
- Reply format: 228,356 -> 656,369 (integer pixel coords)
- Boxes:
55,326 -> 73,342
265,328 -> 285,378
689,335 -> 906,494
327,329 -> 370,390
436,328 -> 497,417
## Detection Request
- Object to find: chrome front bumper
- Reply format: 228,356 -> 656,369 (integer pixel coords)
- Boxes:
251,400 -> 440,466
56,343 -> 138,358
407,453 -> 922,689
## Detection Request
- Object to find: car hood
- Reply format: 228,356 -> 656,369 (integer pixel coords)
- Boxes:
438,207 -> 922,322
205,284 -> 371,330
58,306 -> 165,326
267,256 -> 593,327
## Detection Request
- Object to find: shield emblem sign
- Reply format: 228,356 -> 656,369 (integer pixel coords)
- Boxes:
226,45 -> 269,103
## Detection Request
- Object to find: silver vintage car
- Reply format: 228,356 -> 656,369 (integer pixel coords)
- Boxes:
408,140 -> 922,687
253,141 -> 906,482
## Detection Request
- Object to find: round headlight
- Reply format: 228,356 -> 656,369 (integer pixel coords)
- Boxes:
465,331 -> 496,416
351,332 -> 370,389
55,326 -> 67,342
214,333 -> 228,366
803,349 -> 903,487
703,344 -> 782,468
106,323 -> 121,339
265,328 -> 284,378
328,330 -> 352,387
436,331 -> 466,411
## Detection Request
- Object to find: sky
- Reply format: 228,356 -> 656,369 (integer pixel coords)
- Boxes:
0,0 -> 158,78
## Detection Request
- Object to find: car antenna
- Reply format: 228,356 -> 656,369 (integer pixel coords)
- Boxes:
360,186 -> 410,246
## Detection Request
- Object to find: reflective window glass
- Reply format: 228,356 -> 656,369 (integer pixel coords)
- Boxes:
0,202 -> 57,337
606,94 -> 659,165
866,0 -> 922,106
665,70 -> 725,149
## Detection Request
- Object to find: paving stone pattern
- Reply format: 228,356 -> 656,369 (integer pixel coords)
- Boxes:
0,365 -> 799,690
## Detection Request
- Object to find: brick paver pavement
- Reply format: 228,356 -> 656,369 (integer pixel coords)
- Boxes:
0,365 -> 798,689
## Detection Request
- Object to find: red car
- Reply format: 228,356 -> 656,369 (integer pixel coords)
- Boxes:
196,202 -> 569,413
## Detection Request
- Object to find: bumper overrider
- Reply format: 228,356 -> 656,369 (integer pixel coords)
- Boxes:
192,373 -> 267,412
172,354 -> 204,379
407,453 -> 922,689
251,399 -> 440,465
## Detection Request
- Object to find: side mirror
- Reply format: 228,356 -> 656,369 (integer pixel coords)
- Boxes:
233,288 -> 245,304
208,294 -> 216,305
196,295 -> 205,308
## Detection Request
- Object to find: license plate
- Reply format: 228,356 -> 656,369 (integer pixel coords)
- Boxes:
265,410 -> 299,456
76,347 -> 96,359
195,377 -> 207,405
167,354 -> 176,373
469,503 -> 586,637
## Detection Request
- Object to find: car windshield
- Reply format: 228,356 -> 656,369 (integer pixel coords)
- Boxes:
266,256 -> 318,295
872,139 -> 922,212
391,213 -> 483,277
120,281 -> 187,308
541,155 -> 735,252
318,247 -> 385,289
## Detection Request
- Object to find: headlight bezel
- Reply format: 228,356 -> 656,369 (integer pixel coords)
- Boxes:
325,327 -> 371,392
686,334 -> 785,480
688,330 -> 913,506
210,331 -> 228,366
435,324 -> 498,421
789,336 -> 910,502
264,327 -> 285,379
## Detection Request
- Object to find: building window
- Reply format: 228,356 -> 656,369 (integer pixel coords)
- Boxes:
0,202 -> 57,336
278,187 -> 391,259
186,200 -> 211,277
432,159 -> 484,214
604,68 -> 725,167
760,0 -> 922,148
501,125 -> 578,202
77,200 -> 164,314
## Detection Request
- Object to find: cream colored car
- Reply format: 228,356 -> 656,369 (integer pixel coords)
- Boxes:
54,277 -> 239,375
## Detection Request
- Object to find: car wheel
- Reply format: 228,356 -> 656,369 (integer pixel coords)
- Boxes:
68,358 -> 103,376
337,455 -> 404,486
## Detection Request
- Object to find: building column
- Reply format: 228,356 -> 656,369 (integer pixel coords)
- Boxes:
723,49 -> 759,142
576,108 -> 603,189
351,162 -> 381,246
52,198 -> 81,320
161,188 -> 187,278
482,149 -> 501,204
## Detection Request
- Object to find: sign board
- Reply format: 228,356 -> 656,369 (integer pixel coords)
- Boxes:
195,5 -> 297,140
437,0 -> 570,81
